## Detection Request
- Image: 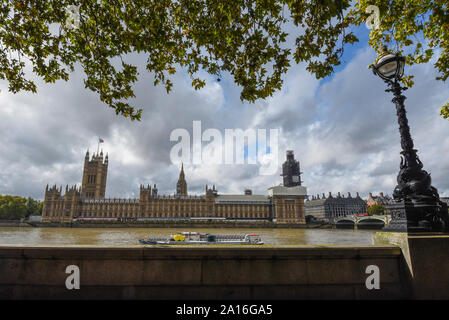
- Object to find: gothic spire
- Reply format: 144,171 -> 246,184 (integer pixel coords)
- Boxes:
176,163 -> 187,196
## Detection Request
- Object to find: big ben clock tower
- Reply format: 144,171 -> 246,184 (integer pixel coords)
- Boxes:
281,150 -> 302,187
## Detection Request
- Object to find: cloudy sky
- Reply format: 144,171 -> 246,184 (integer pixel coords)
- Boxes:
0,20 -> 448,201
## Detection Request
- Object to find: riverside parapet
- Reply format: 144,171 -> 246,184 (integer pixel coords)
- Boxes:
0,244 -> 407,299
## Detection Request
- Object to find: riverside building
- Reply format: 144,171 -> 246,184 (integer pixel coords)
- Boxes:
304,192 -> 367,221
366,192 -> 395,207
42,150 -> 307,224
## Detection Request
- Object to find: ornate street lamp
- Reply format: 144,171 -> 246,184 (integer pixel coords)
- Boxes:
372,46 -> 449,232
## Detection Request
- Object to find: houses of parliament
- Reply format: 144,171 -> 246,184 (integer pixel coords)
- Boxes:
42,150 -> 307,224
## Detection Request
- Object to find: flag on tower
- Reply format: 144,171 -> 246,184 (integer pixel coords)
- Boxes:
97,138 -> 104,154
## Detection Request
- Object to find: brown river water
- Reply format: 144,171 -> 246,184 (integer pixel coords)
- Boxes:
0,227 -> 376,246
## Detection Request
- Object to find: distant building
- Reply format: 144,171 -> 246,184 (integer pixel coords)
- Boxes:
281,150 -> 301,187
268,186 -> 308,224
304,192 -> 367,221
28,215 -> 42,222
441,197 -> 449,207
42,149 -> 307,224
367,192 -> 394,207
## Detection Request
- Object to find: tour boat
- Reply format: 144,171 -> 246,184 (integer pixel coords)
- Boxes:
138,232 -> 263,245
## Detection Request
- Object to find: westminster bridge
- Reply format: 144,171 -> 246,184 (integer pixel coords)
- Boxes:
334,215 -> 392,229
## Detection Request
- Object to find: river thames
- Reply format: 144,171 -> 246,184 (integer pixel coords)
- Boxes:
0,227 -> 376,246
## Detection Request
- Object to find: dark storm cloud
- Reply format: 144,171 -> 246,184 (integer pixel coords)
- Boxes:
369,158 -> 399,177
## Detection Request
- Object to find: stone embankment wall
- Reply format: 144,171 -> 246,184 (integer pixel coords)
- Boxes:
0,245 -> 408,299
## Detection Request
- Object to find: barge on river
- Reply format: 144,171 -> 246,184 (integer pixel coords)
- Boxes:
139,231 -> 263,245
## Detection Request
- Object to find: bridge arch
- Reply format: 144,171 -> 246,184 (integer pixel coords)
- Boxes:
356,217 -> 385,230
335,219 -> 355,229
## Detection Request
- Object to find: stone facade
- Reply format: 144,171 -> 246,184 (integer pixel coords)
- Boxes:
42,150 -> 307,224
268,186 -> 307,224
81,150 -> 108,199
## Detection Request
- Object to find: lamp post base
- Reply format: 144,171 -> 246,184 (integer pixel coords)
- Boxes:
384,201 -> 449,232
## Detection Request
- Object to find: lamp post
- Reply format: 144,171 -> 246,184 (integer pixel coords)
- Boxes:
372,46 -> 449,232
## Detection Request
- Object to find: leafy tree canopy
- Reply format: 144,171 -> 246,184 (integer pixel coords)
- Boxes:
0,0 -> 448,120
25,197 -> 43,216
367,203 -> 386,215
0,195 -> 43,220
0,195 -> 27,219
